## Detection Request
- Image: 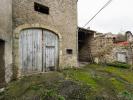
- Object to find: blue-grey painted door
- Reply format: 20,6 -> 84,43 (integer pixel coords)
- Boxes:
43,30 -> 58,71
20,29 -> 58,74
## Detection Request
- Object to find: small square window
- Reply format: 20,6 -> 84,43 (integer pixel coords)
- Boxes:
66,49 -> 73,54
34,2 -> 49,14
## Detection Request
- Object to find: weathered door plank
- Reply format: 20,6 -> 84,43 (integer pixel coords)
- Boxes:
20,29 -> 58,74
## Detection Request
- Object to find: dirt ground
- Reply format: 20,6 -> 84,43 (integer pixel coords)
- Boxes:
0,64 -> 133,100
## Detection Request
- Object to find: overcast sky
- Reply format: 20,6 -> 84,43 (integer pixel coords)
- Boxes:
78,0 -> 133,34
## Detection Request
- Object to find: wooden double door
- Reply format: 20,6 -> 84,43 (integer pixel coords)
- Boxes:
20,29 -> 58,74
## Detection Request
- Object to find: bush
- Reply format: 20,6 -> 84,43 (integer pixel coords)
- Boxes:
118,91 -> 133,100
106,61 -> 131,69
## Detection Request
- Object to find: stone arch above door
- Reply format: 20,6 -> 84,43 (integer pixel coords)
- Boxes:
13,24 -> 62,78
14,24 -> 62,40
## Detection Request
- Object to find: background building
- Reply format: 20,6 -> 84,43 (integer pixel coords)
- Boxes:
78,27 -> 95,63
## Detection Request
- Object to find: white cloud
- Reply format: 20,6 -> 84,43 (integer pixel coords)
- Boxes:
78,0 -> 133,33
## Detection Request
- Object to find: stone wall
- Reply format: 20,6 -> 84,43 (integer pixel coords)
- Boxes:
90,35 -> 131,64
0,0 -> 12,83
91,36 -> 114,56
12,0 -> 78,77
90,36 -> 114,63
113,46 -> 128,63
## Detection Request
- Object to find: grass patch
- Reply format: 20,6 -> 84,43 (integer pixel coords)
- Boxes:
3,72 -> 64,100
104,67 -> 133,84
2,64 -> 133,100
107,61 -> 131,69
2,71 -> 92,100
63,69 -> 98,90
119,91 -> 133,100
87,64 -> 133,84
110,78 -> 125,92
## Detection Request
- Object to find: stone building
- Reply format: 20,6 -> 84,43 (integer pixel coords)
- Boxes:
0,0 -> 12,88
113,42 -> 129,63
78,27 -> 95,63
0,0 -> 78,87
111,32 -> 133,65
90,32 -> 132,64
90,33 -> 115,64
125,31 -> 133,65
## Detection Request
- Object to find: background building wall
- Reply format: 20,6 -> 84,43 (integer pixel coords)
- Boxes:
12,0 -> 78,72
90,36 -> 114,64
0,0 -> 12,83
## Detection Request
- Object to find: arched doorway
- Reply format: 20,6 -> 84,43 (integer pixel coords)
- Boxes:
0,40 -> 5,88
19,29 -> 59,75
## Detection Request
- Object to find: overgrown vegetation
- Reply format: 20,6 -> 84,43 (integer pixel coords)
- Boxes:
119,91 -> 133,100
106,61 -> 131,69
0,64 -> 133,100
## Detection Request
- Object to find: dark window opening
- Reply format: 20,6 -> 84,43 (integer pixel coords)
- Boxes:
34,2 -> 49,14
78,32 -> 89,51
0,40 -> 5,88
78,32 -> 86,41
66,49 -> 73,54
